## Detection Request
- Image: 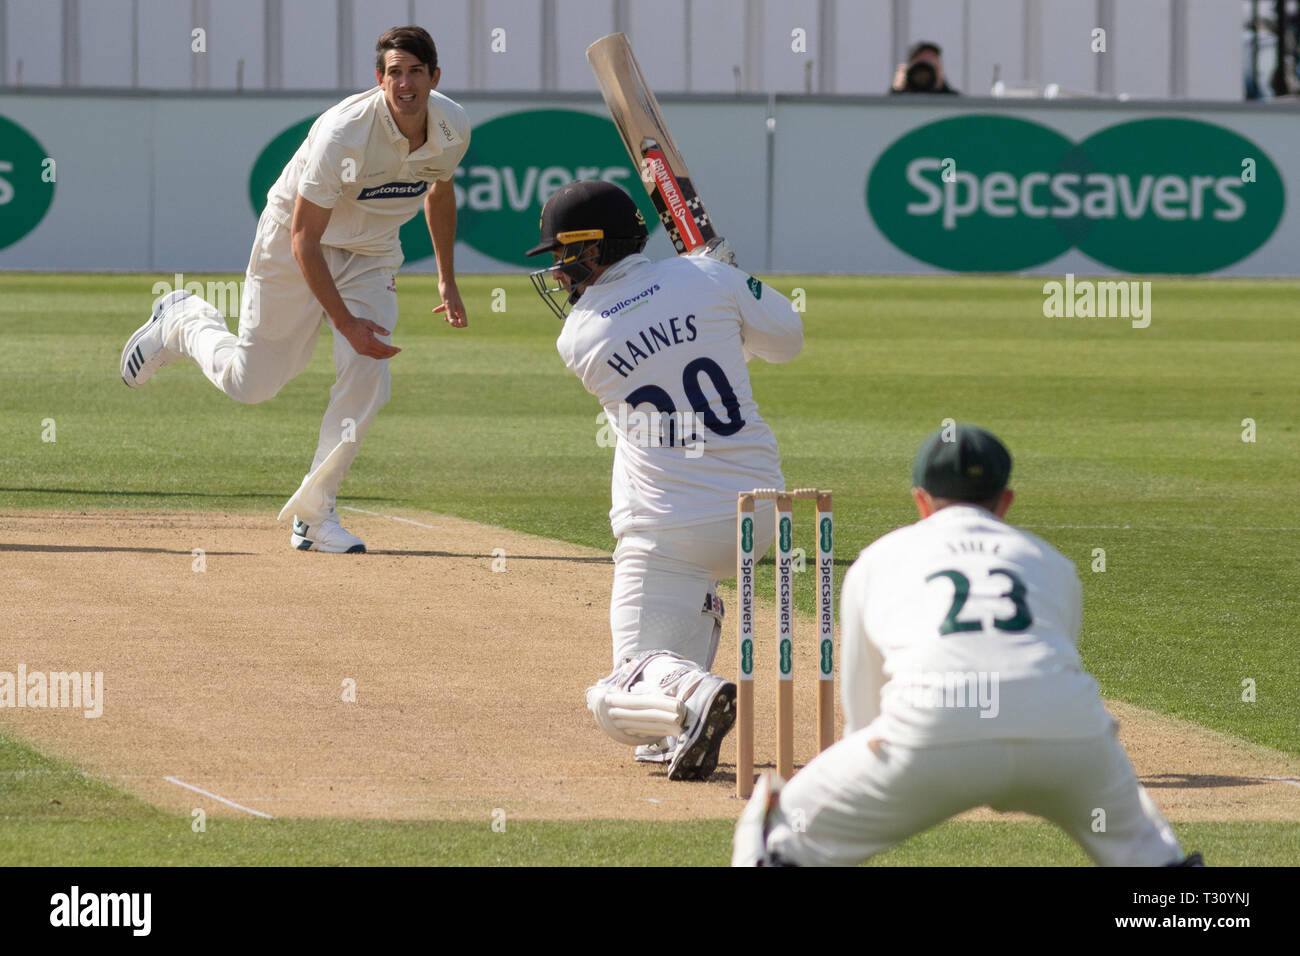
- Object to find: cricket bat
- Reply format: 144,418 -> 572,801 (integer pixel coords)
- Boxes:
586,33 -> 721,256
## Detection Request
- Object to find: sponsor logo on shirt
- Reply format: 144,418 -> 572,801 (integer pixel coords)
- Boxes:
357,181 -> 429,201
438,118 -> 456,142
600,283 -> 661,318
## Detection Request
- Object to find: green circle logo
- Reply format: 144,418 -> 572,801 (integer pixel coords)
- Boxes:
868,115 -> 1076,271
454,109 -> 657,266
250,108 -> 658,267
1072,118 -> 1284,273
0,114 -> 56,250
249,115 -> 315,218
868,115 -> 1285,274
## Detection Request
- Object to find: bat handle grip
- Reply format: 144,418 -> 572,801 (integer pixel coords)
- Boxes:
688,237 -> 736,266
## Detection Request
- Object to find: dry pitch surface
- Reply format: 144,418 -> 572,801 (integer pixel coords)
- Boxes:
3,509 -> 1298,824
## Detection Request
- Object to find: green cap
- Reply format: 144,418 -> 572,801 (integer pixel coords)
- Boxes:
911,424 -> 1012,501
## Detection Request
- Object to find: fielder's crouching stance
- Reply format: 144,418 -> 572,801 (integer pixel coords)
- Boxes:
119,27 -> 470,553
734,425 -> 1202,866
528,181 -> 803,781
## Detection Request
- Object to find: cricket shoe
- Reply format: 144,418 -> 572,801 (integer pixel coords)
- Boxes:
634,736 -> 678,764
668,674 -> 736,782
121,290 -> 190,387
291,513 -> 366,554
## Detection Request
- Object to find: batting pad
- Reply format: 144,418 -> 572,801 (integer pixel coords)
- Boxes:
587,688 -> 685,746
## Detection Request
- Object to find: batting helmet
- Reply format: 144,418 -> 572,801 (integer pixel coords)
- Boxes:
527,180 -> 649,319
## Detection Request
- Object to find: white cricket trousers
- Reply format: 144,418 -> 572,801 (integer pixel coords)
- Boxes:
766,725 -> 1185,866
162,211 -> 400,520
610,502 -> 776,668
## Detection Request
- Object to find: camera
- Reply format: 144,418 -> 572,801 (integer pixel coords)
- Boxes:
904,61 -> 939,92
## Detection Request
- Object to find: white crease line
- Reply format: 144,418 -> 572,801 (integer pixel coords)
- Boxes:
339,506 -> 435,529
164,775 -> 274,818
1266,777 -> 1300,789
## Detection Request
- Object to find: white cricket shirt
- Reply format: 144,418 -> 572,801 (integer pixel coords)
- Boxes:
841,504 -> 1114,744
557,254 -> 803,537
263,87 -> 470,257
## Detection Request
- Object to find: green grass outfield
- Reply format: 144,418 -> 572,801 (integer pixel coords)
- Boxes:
1,272 -> 1297,865
3,731 -> 1295,865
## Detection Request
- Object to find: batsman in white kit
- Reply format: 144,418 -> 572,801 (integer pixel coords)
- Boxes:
527,181 -> 803,781
734,425 -> 1201,865
119,26 -> 471,553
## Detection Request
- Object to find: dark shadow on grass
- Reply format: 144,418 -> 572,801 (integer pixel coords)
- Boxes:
1,544 -> 255,555
0,487 -> 399,501
1141,773 -> 1275,789
367,549 -> 609,563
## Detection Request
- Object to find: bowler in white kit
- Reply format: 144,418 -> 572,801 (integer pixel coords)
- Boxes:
528,181 -> 803,782
733,424 -> 1202,866
119,26 -> 471,553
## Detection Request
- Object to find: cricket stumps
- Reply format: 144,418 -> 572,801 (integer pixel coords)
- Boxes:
736,488 -> 834,799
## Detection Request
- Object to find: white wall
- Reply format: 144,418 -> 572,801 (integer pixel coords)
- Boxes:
555,0 -> 615,92
1187,0 -> 1243,99
1,0 -> 1247,99
283,0 -> 337,89
206,0 -> 266,90
833,0 -> 893,94
626,1 -> 687,92
1038,0 -> 1097,94
761,0 -> 821,94
477,0 -> 544,91
1114,0 -> 1173,99
80,0 -> 136,88
6,0 -> 62,87
134,0 -> 192,90
688,0 -> 748,93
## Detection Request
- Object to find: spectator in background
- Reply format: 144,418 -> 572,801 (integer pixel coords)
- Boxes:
891,41 -> 960,94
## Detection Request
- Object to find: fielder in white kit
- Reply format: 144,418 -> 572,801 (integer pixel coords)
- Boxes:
527,181 -> 803,781
119,26 -> 470,553
734,425 -> 1202,866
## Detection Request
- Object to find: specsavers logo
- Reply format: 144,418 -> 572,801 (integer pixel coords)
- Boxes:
867,116 -> 1283,273
452,109 -> 658,266
0,115 -> 56,250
